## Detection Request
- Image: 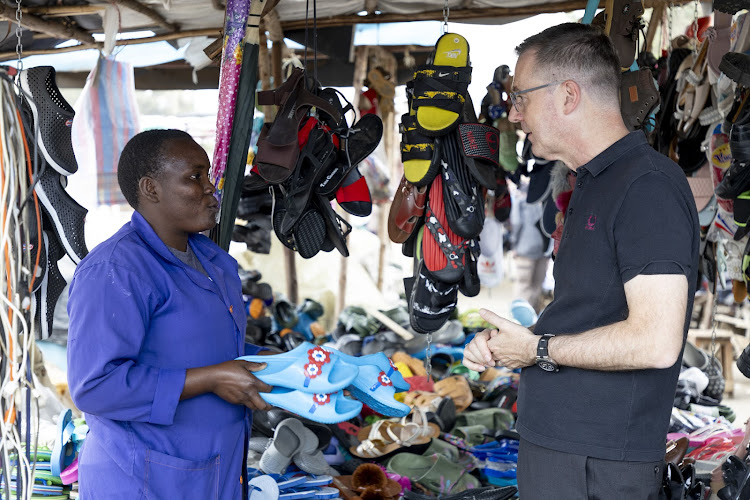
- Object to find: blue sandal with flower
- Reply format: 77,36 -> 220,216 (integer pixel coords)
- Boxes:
237,342 -> 357,394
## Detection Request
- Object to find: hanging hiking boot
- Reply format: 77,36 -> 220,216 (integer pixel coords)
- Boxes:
605,0 -> 645,70
19,66 -> 78,176
34,167 -> 88,264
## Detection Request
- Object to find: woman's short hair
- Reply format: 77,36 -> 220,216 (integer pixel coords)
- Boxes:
117,129 -> 194,209
516,23 -> 621,104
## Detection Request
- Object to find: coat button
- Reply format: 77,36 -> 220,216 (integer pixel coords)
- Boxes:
229,305 -> 234,313
568,208 -> 573,215
577,181 -> 583,187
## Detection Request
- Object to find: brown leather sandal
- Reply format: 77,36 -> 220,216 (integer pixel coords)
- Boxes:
255,68 -> 342,183
388,176 -> 427,244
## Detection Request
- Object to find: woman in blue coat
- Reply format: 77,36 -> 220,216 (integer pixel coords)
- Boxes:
67,129 -> 272,499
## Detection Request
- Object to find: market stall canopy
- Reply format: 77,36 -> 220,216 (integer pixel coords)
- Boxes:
0,0 -> 689,88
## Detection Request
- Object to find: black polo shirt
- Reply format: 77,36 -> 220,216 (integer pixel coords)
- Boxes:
516,131 -> 699,462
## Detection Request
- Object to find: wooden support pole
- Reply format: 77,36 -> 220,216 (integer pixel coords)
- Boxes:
351,46 -> 369,121
111,0 -> 179,32
0,4 -> 95,45
258,25 -> 272,118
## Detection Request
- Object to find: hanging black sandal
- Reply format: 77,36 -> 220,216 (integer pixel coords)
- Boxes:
440,132 -> 485,239
280,119 -> 338,235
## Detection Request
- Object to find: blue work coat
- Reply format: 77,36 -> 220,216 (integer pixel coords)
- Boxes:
67,211 -> 260,499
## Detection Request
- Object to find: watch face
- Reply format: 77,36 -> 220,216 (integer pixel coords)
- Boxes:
537,360 -> 558,372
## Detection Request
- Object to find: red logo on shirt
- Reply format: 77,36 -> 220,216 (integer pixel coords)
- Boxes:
585,214 -> 597,231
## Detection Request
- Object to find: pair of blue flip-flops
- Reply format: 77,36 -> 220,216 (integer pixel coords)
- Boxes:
238,342 -> 410,423
248,469 -> 339,500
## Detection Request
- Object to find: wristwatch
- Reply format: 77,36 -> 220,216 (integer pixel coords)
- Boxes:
535,334 -> 559,372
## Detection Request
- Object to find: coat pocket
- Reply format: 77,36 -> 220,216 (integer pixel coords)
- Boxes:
144,449 -> 219,500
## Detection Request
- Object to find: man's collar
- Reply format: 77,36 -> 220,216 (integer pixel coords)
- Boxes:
581,130 -> 647,177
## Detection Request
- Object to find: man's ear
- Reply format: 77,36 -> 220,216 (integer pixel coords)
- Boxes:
561,80 -> 581,115
138,176 -> 160,204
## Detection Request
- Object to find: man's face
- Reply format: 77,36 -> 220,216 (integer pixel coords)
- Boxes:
508,52 -> 561,162
153,139 -> 219,235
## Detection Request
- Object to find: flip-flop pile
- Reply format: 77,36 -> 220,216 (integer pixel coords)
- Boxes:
237,342 -> 410,423
252,67 -> 384,259
389,33 -> 502,334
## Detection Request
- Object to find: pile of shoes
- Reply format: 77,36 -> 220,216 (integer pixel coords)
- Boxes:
16,66 -> 89,340
389,33 -> 502,334
251,67 -> 383,259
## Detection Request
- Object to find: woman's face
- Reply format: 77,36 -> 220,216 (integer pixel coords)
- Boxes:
155,139 -> 218,235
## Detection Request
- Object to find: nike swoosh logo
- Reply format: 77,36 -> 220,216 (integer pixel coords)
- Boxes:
438,72 -> 450,77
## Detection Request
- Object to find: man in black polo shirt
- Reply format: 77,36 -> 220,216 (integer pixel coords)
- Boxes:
463,23 -> 699,499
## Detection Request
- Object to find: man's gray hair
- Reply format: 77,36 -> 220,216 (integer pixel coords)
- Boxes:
516,23 -> 622,104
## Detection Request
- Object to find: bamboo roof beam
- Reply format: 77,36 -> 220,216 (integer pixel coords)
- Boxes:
0,27 -> 222,60
23,5 -> 106,17
111,0 -> 178,32
0,4 -> 95,45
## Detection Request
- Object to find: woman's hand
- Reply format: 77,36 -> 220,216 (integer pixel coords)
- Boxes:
182,360 -> 273,410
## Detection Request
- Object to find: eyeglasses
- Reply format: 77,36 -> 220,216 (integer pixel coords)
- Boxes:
508,80 -> 563,113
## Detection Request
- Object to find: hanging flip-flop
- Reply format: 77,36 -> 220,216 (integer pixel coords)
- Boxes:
35,229 -> 67,340
406,259 -> 459,334
422,173 -> 466,284
413,33 -> 472,137
334,167 -> 372,217
440,133 -> 485,239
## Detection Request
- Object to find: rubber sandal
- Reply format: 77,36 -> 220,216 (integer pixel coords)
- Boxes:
386,452 -> 481,494
314,193 -> 352,257
406,260 -> 459,334
337,355 -> 411,417
413,33 -> 472,137
50,409 -> 75,478
35,229 -> 66,340
34,167 -> 88,264
391,351 -> 427,378
459,240 -> 481,298
404,485 -> 516,500
19,66 -> 78,175
401,111 -> 440,186
336,351 -> 410,392
422,174 -> 466,284
249,475 -> 281,500
256,68 -> 342,183
255,408 -> 333,452
434,375 -> 474,413
456,102 -> 501,190
237,342 -> 357,393
388,176 -> 427,244
317,113 -> 383,198
281,119 -> 339,234
453,408 -> 514,432
440,133 -> 485,238
260,388 -> 363,424
335,167 -> 372,217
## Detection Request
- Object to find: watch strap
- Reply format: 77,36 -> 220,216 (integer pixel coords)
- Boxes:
537,334 -> 555,358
